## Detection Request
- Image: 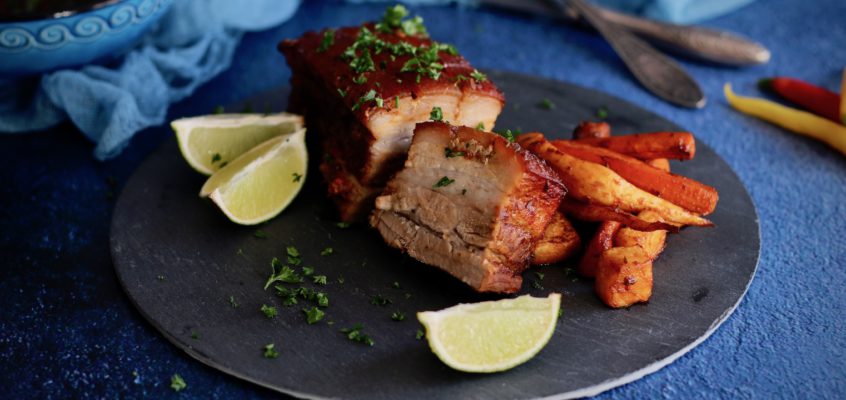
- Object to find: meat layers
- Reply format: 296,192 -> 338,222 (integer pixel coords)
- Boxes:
280,24 -> 504,221
371,122 -> 565,293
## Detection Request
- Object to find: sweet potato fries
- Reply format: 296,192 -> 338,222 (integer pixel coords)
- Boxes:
519,123 -> 718,309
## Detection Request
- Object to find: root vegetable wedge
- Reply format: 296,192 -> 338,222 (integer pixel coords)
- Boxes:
559,199 -> 680,232
572,121 -> 611,139
531,211 -> 581,265
578,221 -> 621,278
614,210 -> 668,261
518,133 -> 713,228
595,246 -> 653,308
574,131 -> 696,160
551,140 -> 718,215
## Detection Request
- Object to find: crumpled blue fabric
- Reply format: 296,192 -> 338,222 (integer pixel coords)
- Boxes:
347,0 -> 756,24
0,0 -> 300,160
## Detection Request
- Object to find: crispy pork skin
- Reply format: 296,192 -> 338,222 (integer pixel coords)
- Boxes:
280,25 -> 504,221
371,122 -> 565,293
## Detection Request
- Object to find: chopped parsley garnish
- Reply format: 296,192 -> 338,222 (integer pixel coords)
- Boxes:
444,147 -> 464,158
157,275 -> 165,281
532,280 -> 544,290
391,281 -> 401,289
376,5 -> 428,37
301,266 -> 314,276
263,343 -> 279,358
312,275 -> 328,285
236,248 -> 245,257
337,88 -> 347,97
316,292 -> 329,307
341,324 -> 375,346
391,311 -> 406,321
349,48 -> 376,74
228,295 -> 238,308
404,292 -> 412,299
351,89 -> 384,111
170,373 -> 187,392
254,230 -> 269,239
494,129 -> 516,143
416,329 -> 425,340
596,106 -> 609,119
211,153 -> 221,163
265,262 -> 304,289
320,247 -> 334,256
433,176 -> 455,188
274,286 -> 298,306
475,122 -> 485,130
303,307 -> 325,324
371,294 -> 392,306
261,304 -> 278,318
190,331 -> 199,340
337,277 -> 345,284
292,172 -> 303,183
352,74 -> 367,85
535,271 -> 545,280
538,98 -> 555,110
429,106 -> 443,121
317,29 -> 335,53
286,246 -> 299,258
401,45 -> 444,83
558,308 -> 564,318
394,95 -> 400,108
470,69 -> 487,83
336,222 -> 351,228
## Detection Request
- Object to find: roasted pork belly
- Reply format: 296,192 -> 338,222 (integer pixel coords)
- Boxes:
280,22 -> 504,221
371,122 -> 566,293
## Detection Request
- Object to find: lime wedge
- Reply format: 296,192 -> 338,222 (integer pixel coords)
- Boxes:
173,113 -> 303,175
200,128 -> 307,225
417,293 -> 561,373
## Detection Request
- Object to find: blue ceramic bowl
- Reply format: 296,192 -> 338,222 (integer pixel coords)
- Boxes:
0,0 -> 173,77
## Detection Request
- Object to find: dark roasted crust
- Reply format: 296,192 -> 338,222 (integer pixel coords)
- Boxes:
278,25 -> 504,123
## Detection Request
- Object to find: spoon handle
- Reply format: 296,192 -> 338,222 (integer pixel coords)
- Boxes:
561,0 -> 706,109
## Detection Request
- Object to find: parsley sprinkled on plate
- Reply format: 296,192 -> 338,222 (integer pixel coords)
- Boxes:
416,329 -> 425,340
254,230 -> 269,239
313,275 -> 328,285
228,295 -> 238,308
538,98 -> 555,110
170,373 -> 187,392
264,343 -> 279,358
371,294 -> 392,306
391,311 -> 406,321
336,221 -> 351,228
320,247 -> 334,256
341,324 -> 375,346
303,307 -> 325,324
596,106 -> 609,119
261,304 -> 278,318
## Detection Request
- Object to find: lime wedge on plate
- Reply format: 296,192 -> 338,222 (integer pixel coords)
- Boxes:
417,293 -> 561,373
173,113 -> 303,175
200,128 -> 307,225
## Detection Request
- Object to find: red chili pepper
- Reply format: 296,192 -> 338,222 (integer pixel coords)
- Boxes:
758,77 -> 842,123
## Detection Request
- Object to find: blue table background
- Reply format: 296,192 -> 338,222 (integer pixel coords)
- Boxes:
2,0 -> 845,398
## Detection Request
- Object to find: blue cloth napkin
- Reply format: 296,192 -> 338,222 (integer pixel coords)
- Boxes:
348,0 -> 755,24
0,0 -> 300,160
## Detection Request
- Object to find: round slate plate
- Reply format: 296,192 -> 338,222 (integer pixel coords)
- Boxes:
111,70 -> 760,399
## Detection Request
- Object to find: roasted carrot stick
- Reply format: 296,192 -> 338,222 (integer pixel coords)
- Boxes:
551,140 -> 718,215
578,221 -> 621,278
573,121 -> 611,139
518,133 -> 713,227
559,200 -> 679,232
573,131 -> 696,160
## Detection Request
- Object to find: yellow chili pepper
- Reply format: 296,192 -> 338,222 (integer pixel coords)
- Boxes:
839,68 -> 846,125
724,83 -> 846,156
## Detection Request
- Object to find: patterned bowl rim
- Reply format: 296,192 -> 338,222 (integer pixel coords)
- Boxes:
0,0 -> 127,23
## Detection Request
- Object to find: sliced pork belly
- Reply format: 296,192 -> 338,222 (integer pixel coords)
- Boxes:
371,122 -> 566,293
280,24 -> 504,221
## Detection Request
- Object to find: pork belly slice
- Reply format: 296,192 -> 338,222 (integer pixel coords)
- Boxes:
371,122 -> 566,293
280,24 -> 504,221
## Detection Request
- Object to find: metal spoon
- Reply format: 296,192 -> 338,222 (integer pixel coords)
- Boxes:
552,0 -> 706,109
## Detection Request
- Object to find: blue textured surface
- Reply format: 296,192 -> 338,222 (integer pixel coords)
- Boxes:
2,0 -> 845,398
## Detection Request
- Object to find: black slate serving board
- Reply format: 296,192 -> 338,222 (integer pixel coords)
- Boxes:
111,71 -> 760,399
